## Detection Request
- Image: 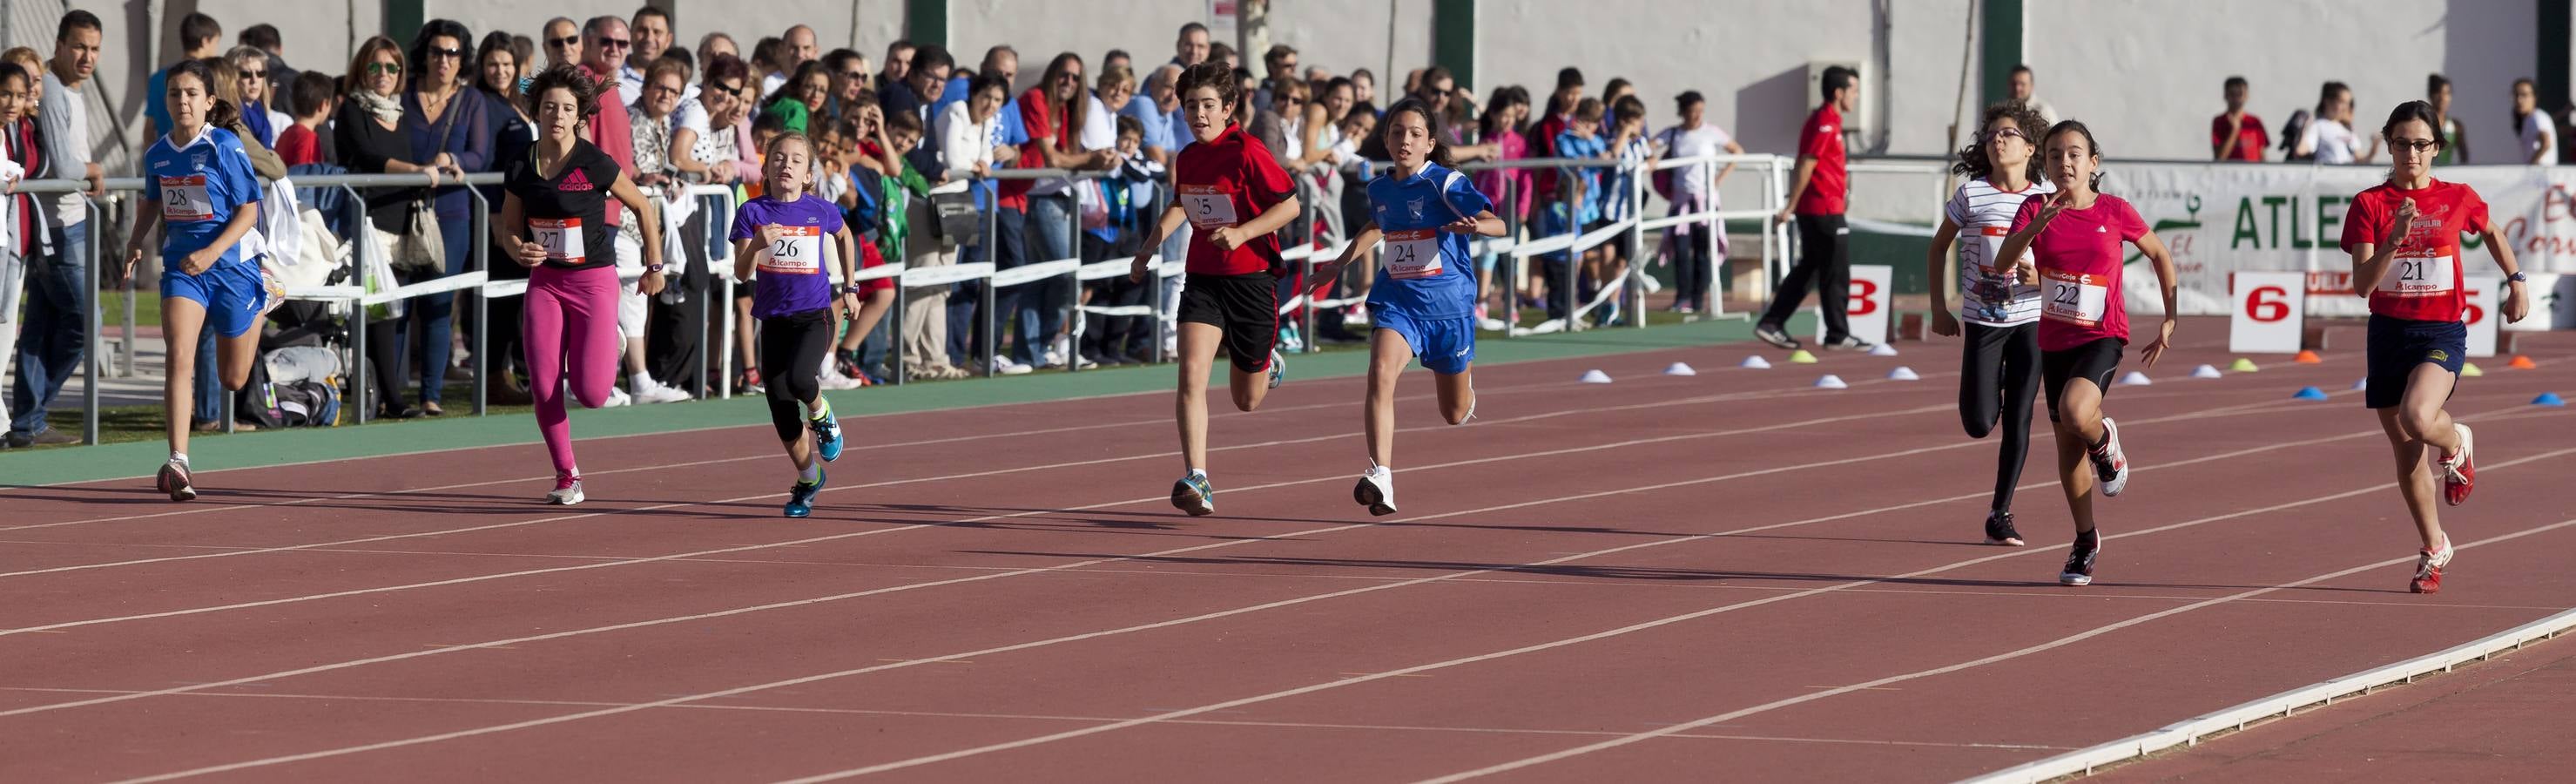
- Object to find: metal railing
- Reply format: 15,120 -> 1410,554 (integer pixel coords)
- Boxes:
6,152 -> 1791,447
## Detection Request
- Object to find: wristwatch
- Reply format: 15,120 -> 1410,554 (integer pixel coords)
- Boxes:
2508,271 -> 2530,283
832,283 -> 852,297
644,263 -> 664,275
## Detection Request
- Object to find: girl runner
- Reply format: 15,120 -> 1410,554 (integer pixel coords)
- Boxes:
1128,62 -> 1301,517
1993,120 -> 2180,587
732,132 -> 854,517
2339,100 -> 2531,593
1313,98 -> 1503,515
494,65 -> 665,505
122,60 -> 284,501
1926,103 -> 2054,547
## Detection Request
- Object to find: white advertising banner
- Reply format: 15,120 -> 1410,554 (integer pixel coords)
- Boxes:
2094,164 -> 2573,321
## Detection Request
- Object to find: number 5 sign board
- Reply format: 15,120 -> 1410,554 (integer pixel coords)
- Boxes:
2229,271 -> 2304,354
2463,274 -> 2498,357
1817,264 -> 1893,342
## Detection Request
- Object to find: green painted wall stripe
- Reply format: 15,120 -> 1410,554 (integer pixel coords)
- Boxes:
1433,0 -> 1476,91
1978,0 -> 2022,111
906,0 -> 947,50
386,0 -> 425,48
2544,1 -> 2571,129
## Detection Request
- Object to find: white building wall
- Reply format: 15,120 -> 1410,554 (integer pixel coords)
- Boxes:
0,0 -> 2554,172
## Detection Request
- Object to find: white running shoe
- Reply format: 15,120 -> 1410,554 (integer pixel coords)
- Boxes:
2089,416 -> 2129,497
1354,465 -> 1397,517
995,358 -> 1035,375
636,379 -> 692,403
545,473 -> 585,505
601,386 -> 633,408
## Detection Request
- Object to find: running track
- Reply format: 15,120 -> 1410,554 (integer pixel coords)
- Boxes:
3,327 -> 2573,782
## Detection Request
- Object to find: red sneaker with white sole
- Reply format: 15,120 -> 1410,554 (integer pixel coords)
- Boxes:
2411,538 -> 2454,594
2439,423 -> 2474,506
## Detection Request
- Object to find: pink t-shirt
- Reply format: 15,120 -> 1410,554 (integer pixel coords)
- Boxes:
2011,193 -> 2148,352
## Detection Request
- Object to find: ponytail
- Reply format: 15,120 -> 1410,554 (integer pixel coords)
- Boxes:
206,98 -> 241,130
164,58 -> 244,132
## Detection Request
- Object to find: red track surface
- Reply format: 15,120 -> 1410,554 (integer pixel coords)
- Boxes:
4,328 -> 2574,782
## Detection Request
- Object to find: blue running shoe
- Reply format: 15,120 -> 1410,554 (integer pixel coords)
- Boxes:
1266,348 -> 1286,389
812,407 -> 844,463
785,470 -> 826,517
1170,472 -> 1216,517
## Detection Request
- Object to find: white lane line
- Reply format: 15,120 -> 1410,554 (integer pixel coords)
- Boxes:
762,445 -> 2576,783
84,406 -> 2536,781
1414,515 -> 2576,783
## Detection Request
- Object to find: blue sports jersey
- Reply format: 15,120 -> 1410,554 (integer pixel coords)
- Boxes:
144,125 -> 264,270
1364,163 -> 1494,321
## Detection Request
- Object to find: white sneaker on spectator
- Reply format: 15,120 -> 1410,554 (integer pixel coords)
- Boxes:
636,379 -> 691,404
602,386 -> 633,408
980,358 -> 1035,375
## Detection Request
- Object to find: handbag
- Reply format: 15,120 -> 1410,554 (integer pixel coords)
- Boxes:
389,96 -> 464,274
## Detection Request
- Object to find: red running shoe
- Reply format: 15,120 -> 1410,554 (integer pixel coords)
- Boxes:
2439,423 -> 2474,506
2411,537 -> 2454,594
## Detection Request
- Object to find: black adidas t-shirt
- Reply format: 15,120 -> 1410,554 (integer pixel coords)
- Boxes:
503,139 -> 623,271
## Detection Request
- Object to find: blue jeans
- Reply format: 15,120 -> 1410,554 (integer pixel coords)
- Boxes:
986,206 -> 1029,364
1017,194 -> 1075,365
11,222 -> 88,436
409,213 -> 474,404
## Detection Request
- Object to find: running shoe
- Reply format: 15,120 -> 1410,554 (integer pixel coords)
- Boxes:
1354,466 -> 1398,517
156,459 -> 197,502
812,406 -> 845,463
2440,423 -> 2475,506
2088,416 -> 2130,497
1267,348 -> 1286,389
545,472 -> 585,505
602,386 -> 633,408
1171,472 -> 1216,517
785,470 -> 826,518
1278,323 -> 1305,353
1984,510 -> 2025,547
636,379 -> 692,403
1754,323 -> 1801,350
1824,335 -> 1875,351
2411,537 -> 2454,594
2060,528 -> 2101,586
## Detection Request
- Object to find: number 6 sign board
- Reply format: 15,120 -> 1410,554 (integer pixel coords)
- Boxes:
2229,271 -> 2304,354
1816,264 -> 1892,343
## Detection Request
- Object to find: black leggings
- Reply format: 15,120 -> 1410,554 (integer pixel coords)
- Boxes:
1960,321 -> 2041,512
759,309 -> 834,443
1668,228 -> 1716,310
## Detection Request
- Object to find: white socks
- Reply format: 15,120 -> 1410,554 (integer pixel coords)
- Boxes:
799,461 -> 822,483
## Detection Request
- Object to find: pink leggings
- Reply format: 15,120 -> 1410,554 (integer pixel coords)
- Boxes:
523,264 -> 622,476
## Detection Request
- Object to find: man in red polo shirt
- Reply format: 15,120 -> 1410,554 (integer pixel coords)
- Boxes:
1757,65 -> 1866,351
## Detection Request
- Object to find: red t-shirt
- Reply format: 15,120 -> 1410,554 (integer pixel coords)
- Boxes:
1173,124 -> 1294,276
2012,193 -> 2149,352
2339,179 -> 2491,322
2210,113 -> 2269,161
1795,105 -> 1848,215
274,124 -> 320,166
1527,112 -> 1569,201
1000,87 -> 1079,211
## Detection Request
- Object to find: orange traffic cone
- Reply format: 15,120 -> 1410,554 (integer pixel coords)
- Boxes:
2294,350 -> 2323,364
2509,355 -> 2539,369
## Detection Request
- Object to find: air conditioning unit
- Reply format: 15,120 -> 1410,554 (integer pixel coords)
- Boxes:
1805,58 -> 1871,150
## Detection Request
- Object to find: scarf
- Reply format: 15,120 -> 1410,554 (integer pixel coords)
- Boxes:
352,90 -> 404,125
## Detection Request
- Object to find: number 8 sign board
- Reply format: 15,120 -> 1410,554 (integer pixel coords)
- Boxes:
2229,271 -> 2304,354
1816,264 -> 1893,343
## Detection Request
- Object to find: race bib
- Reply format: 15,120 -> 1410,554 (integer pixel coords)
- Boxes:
1178,185 -> 1239,229
1384,228 -> 1444,280
757,225 -> 826,274
161,175 -> 215,222
2041,268 -> 2109,328
2377,252 -> 2458,297
530,217 -> 585,264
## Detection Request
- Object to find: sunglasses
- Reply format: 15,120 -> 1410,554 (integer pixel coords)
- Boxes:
841,71 -> 866,82
429,47 -> 466,60
2391,138 -> 2443,153
595,37 -> 631,51
1987,126 -> 2027,141
368,62 -> 403,76
548,36 -> 580,48
239,69 -> 266,78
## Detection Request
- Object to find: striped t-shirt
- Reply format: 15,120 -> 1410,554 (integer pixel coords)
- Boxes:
1945,177 -> 2055,326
